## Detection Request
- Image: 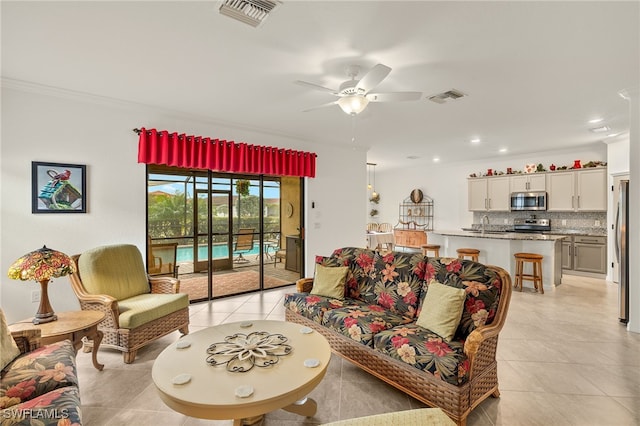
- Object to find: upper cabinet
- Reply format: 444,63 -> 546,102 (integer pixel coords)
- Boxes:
510,174 -> 546,192
468,168 -> 607,212
546,168 -> 607,212
468,177 -> 510,211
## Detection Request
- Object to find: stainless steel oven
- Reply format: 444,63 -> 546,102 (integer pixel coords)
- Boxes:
510,191 -> 547,211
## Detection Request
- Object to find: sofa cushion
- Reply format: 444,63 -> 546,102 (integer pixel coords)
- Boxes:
0,309 -> 20,372
367,252 -> 426,319
321,300 -> 413,347
0,340 -> 77,409
78,244 -> 150,301
284,293 -> 346,324
373,324 -> 469,386
311,264 -> 349,300
117,293 -> 188,329
328,247 -> 379,302
0,385 -> 82,425
416,282 -> 466,341
418,257 -> 502,340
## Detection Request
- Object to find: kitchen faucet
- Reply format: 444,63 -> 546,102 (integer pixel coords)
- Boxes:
481,215 -> 490,233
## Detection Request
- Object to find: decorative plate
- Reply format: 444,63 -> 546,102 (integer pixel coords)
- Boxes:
285,202 -> 294,218
410,189 -> 423,204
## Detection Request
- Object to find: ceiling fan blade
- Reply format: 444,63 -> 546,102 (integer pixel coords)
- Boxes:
355,64 -> 391,94
302,100 -> 339,112
366,92 -> 423,102
294,80 -> 338,94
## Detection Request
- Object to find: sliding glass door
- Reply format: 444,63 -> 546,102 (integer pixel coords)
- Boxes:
147,166 -> 302,302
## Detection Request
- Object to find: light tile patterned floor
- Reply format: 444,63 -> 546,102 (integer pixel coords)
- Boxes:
77,274 -> 640,425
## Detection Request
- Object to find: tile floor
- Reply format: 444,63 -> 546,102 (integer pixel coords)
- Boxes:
77,274 -> 640,425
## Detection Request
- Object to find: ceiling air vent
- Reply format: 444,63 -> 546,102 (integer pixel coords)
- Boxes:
218,0 -> 281,27
428,89 -> 467,104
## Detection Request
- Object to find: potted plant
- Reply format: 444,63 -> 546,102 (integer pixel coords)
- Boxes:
236,180 -> 250,197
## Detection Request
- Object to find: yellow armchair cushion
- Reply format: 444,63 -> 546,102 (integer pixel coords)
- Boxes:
78,244 -> 150,301
117,293 -> 188,329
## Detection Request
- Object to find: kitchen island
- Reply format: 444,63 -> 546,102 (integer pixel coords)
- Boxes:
429,230 -> 567,288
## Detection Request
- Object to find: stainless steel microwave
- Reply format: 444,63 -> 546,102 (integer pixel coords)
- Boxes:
510,191 -> 547,211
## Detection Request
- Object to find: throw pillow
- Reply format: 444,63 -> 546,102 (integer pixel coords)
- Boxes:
0,308 -> 21,371
311,264 -> 349,300
416,281 -> 466,341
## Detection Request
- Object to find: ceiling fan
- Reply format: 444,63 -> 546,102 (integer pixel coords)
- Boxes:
295,64 -> 422,115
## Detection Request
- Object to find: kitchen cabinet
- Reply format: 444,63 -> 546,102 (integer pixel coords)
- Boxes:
547,168 -> 607,212
467,177 -> 510,211
562,235 -> 606,274
510,174 -> 546,192
393,229 -> 427,249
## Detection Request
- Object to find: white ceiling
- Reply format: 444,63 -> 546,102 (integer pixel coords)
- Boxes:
2,1 -> 638,171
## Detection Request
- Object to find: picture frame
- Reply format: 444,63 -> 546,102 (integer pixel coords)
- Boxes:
32,161 -> 86,213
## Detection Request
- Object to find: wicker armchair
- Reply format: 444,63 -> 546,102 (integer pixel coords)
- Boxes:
69,244 -> 189,364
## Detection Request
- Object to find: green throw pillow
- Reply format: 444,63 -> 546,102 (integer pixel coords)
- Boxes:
1,308 -> 21,371
416,281 -> 466,341
311,264 -> 348,300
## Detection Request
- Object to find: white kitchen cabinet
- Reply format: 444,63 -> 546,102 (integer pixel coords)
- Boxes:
546,168 -> 606,212
576,169 -> 607,211
510,173 -> 546,192
468,177 -> 510,211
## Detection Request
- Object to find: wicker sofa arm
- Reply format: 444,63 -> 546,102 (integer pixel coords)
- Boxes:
149,276 -> 180,294
296,278 -> 314,293
11,328 -> 42,354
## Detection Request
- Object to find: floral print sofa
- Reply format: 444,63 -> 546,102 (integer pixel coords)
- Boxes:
1,329 -> 82,426
284,247 -> 512,426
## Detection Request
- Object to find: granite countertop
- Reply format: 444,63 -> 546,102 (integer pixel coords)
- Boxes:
459,227 -> 607,237
431,230 -> 567,241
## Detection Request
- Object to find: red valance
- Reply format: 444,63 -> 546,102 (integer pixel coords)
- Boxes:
137,128 -> 316,178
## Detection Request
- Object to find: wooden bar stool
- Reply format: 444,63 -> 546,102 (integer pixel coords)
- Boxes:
457,248 -> 479,262
514,252 -> 544,294
421,244 -> 441,257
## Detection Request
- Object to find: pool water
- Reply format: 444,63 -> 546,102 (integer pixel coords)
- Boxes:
176,244 -> 260,262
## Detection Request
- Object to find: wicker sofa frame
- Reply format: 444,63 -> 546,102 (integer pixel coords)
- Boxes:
285,263 -> 512,426
70,253 -> 190,364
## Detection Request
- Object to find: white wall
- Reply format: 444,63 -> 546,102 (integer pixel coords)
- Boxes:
0,85 -> 366,322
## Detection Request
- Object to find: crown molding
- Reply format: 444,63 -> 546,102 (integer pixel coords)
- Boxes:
1,77 -> 365,152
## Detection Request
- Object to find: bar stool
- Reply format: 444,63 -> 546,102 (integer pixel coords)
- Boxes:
457,248 -> 479,262
421,244 -> 441,257
514,252 -> 544,294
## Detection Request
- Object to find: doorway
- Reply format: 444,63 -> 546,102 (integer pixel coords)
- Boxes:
146,167 -> 302,302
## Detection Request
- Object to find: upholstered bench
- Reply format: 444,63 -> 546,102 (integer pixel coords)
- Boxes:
321,408 -> 455,426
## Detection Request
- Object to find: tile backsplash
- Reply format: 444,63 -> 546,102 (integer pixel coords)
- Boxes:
472,211 -> 607,235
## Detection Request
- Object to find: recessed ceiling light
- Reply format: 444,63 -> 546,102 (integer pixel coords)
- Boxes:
406,155 -> 420,160
499,148 -> 507,153
588,118 -> 604,124
470,138 -> 481,144
607,133 -> 620,138
433,157 -> 440,162
589,125 -> 610,133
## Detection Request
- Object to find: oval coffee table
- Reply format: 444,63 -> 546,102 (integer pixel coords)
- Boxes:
152,320 -> 331,425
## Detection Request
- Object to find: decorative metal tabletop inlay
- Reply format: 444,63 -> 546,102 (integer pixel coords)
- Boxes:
206,332 -> 292,372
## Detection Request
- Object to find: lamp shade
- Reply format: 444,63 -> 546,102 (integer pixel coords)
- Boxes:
7,245 -> 75,324
337,95 -> 370,115
8,245 -> 76,282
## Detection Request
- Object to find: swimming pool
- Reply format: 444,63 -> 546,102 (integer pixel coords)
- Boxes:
176,244 -> 260,262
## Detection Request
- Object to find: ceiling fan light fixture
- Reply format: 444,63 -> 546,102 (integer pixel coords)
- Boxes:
338,95 -> 369,115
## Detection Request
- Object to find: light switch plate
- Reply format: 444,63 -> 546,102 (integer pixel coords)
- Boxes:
595,220 -> 600,227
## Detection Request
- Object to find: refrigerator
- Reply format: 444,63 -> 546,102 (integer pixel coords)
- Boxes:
615,180 -> 629,324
